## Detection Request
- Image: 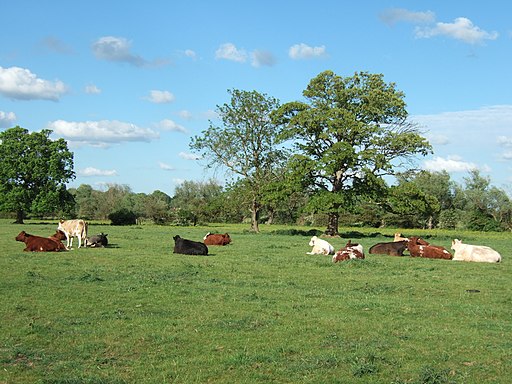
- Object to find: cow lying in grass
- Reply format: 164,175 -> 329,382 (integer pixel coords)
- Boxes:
333,240 -> 365,262
307,236 -> 334,255
203,232 -> 231,246
369,241 -> 408,256
48,230 -> 68,251
173,235 -> 208,255
407,236 -> 452,260
87,233 -> 109,248
451,239 -> 501,263
15,231 -> 67,252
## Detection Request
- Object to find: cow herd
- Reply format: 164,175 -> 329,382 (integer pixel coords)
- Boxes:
15,219 -> 108,252
14,220 -> 502,264
310,232 -> 502,263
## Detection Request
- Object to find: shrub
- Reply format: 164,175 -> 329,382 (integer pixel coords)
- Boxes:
108,209 -> 137,225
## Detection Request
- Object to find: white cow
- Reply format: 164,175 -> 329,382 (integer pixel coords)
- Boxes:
57,219 -> 88,248
307,236 -> 335,255
451,239 -> 501,263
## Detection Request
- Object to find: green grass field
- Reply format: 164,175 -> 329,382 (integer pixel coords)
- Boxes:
1,220 -> 510,383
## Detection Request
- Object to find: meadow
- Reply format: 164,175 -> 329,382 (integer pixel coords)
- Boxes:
1,219 -> 510,383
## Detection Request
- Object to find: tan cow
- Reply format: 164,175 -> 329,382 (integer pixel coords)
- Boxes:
57,219 -> 88,248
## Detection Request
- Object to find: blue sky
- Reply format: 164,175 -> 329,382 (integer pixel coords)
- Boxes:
1,1 -> 511,196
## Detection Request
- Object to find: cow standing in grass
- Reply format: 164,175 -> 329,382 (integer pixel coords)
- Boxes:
58,219 -> 88,248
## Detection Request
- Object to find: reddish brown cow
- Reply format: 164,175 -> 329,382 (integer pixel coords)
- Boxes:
48,230 -> 68,251
407,237 -> 452,260
15,231 -> 66,252
203,232 -> 232,246
333,240 -> 365,263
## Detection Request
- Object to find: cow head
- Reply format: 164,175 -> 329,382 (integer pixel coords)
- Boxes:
15,231 -> 28,242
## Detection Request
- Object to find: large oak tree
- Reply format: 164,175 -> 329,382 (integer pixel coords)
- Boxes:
0,126 -> 75,223
272,70 -> 432,235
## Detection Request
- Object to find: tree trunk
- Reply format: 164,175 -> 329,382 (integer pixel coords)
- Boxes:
325,212 -> 339,236
266,207 -> 274,225
251,199 -> 260,233
15,209 -> 24,224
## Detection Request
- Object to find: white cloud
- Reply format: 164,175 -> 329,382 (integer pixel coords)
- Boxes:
179,110 -> 193,120
92,36 -> 146,66
0,110 -> 16,128
184,49 -> 197,60
146,90 -> 175,104
79,167 -> 118,177
215,43 -> 247,63
0,66 -> 68,101
288,43 -> 327,60
85,84 -> 101,94
251,50 -> 276,67
498,136 -> 512,148
423,156 -> 479,173
159,162 -> 175,171
425,133 -> 450,145
379,8 -> 435,26
156,119 -> 187,133
415,17 -> 498,44
47,119 -> 159,146
413,105 -> 512,137
179,151 -> 200,160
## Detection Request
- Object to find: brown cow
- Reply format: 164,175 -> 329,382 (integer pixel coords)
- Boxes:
369,241 -> 408,256
15,231 -> 66,252
48,230 -> 68,251
333,240 -> 365,263
203,232 -> 232,246
407,237 -> 452,260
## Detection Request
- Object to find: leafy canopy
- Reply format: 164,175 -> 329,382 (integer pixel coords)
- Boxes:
0,126 -> 75,221
272,70 -> 432,233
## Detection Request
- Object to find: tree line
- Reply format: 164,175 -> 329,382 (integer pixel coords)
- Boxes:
65,168 -> 512,232
1,70 -> 511,232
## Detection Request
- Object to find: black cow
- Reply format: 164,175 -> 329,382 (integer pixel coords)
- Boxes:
87,233 -> 108,248
173,235 -> 208,255
369,240 -> 408,256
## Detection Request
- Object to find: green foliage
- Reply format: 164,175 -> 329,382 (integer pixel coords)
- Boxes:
190,89 -> 287,232
0,126 -> 75,223
107,208 -> 137,225
272,70 -> 432,234
170,179 -> 223,225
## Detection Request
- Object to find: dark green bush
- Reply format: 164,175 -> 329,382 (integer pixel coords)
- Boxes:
108,209 -> 137,225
